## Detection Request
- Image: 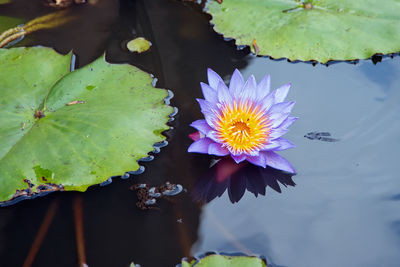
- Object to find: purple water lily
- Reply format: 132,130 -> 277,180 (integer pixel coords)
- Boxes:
188,68 -> 297,173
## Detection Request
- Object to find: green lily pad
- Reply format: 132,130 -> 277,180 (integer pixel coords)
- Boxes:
181,254 -> 267,267
206,0 -> 400,63
0,47 -> 172,204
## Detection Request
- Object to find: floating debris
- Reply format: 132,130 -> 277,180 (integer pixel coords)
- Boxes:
126,37 -> 152,53
304,131 -> 339,142
129,262 -> 141,267
130,181 -> 183,210
45,0 -> 86,8
161,182 -> 183,196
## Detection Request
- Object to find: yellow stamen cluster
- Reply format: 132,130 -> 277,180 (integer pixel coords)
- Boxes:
215,100 -> 271,154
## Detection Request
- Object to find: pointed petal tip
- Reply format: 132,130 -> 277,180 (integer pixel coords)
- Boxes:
207,67 -> 216,74
188,138 -> 213,154
187,143 -> 198,153
207,68 -> 224,89
217,80 -> 233,103
246,154 -> 267,168
231,153 -> 246,164
229,69 -> 245,95
190,119 -> 213,135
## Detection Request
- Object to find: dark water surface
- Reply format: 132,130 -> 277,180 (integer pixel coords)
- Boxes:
1,1 -> 400,267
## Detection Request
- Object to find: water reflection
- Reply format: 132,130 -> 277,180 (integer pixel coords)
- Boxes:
192,158 -> 295,203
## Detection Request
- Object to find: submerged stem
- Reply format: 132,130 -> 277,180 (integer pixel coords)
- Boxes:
22,199 -> 59,267
73,195 -> 87,267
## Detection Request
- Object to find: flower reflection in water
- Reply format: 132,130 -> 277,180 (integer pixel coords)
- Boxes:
192,158 -> 296,203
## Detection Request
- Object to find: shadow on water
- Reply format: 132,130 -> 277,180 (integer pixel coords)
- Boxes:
192,158 -> 295,204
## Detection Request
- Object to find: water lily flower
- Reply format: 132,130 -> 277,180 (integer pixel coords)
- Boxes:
188,68 -> 297,173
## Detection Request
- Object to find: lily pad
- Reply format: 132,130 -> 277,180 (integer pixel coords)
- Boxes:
206,0 -> 400,63
180,254 -> 267,267
0,47 -> 172,204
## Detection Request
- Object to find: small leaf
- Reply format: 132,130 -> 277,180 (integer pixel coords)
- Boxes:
0,47 -> 173,204
127,37 -> 152,53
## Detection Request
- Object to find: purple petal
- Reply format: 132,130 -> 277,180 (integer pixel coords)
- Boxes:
208,143 -> 230,156
278,116 -> 298,129
231,154 -> 246,163
217,81 -> 233,104
272,138 -> 295,151
263,151 -> 295,173
260,141 -> 281,151
197,99 -> 218,127
269,112 -> 290,129
259,91 -> 275,111
229,69 -> 245,96
201,82 -> 218,103
273,83 -> 291,104
206,130 -> 221,143
239,75 -> 257,102
256,74 -> 271,99
268,101 -> 295,116
246,153 -> 267,168
269,127 -> 289,139
190,119 -> 213,135
207,68 -> 224,89
188,138 -> 214,154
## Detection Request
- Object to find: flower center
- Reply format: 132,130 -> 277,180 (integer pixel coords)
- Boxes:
215,100 -> 271,155
229,121 -> 251,140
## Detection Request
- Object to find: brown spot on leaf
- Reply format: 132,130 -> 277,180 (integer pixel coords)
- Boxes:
34,110 -> 45,119
252,39 -> 260,55
6,180 -> 64,204
303,2 -> 313,9
23,179 -> 35,188
66,100 -> 86,106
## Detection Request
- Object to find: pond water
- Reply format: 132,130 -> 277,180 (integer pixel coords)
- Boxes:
1,0 -> 400,267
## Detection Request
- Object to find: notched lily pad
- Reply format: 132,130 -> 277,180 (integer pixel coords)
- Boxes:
0,47 -> 173,205
179,253 -> 268,267
206,0 -> 400,63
